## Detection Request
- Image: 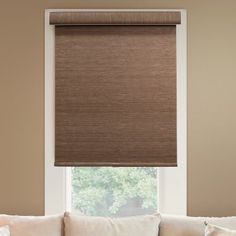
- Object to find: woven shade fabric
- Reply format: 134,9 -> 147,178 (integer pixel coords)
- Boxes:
52,11 -> 180,166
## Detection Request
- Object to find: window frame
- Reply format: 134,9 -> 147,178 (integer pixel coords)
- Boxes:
44,9 -> 187,216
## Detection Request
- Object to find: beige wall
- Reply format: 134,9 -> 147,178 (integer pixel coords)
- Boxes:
0,0 -> 236,216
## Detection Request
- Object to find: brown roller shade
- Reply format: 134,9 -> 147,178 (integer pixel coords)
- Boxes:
53,11 -> 179,167
50,11 -> 181,25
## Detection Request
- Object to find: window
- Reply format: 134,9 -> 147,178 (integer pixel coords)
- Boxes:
71,167 -> 158,217
45,9 -> 187,216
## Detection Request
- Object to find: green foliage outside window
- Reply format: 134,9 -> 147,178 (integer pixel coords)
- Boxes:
72,167 -> 157,217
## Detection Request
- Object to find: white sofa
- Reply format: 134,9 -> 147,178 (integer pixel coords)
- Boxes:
1,212 -> 236,236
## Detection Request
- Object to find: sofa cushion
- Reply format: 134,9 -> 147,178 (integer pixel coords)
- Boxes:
64,212 -> 160,236
160,215 -> 236,236
0,225 -> 10,236
205,223 -> 236,236
0,214 -> 63,236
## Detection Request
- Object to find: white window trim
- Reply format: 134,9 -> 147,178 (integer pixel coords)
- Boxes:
44,9 -> 187,216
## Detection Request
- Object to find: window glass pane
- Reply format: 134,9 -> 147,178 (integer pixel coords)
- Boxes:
71,167 -> 158,217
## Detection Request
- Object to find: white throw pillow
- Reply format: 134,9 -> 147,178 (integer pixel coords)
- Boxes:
0,225 -> 10,236
64,212 -> 160,236
205,223 -> 236,236
0,214 -> 63,236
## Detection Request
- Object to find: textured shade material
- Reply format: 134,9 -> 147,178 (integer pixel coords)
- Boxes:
53,11 -> 180,166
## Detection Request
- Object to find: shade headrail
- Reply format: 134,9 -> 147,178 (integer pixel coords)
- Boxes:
49,11 -> 181,25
